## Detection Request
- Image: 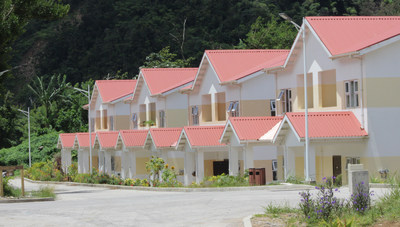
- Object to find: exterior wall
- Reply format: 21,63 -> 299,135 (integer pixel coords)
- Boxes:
164,92 -> 188,127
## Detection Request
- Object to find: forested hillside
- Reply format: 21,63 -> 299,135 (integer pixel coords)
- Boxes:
1,0 -> 399,166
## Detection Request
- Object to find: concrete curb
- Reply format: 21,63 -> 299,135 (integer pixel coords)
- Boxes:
0,197 -> 54,203
24,178 -> 315,192
243,215 -> 253,227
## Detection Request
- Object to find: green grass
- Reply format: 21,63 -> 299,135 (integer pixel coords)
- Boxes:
264,202 -> 298,217
30,186 -> 56,198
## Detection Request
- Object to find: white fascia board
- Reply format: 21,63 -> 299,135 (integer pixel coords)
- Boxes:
143,130 -> 157,150
283,26 -> 303,68
220,119 -> 241,145
57,136 -> 63,149
358,35 -> 400,56
93,134 -> 101,150
141,73 -> 154,96
301,136 -> 369,143
115,133 -> 125,150
190,53 -> 208,91
161,81 -> 194,97
175,129 -> 192,150
132,72 -> 144,101
205,54 -> 222,84
72,135 -> 80,150
110,94 -> 133,104
272,115 -> 301,143
304,19 -> 333,58
89,85 -> 99,108
236,70 -> 265,84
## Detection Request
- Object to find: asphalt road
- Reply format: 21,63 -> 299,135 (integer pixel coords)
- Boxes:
0,179 -> 389,227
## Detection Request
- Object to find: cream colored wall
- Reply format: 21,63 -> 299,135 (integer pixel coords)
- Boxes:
277,155 -> 284,181
364,77 -> 400,108
295,157 -> 305,179
166,109 -> 188,127
92,156 -> 99,170
115,156 -> 121,172
167,157 -> 184,174
136,157 -> 150,175
254,160 -> 273,183
114,115 -> 130,130
204,160 -> 214,177
241,100 -> 271,117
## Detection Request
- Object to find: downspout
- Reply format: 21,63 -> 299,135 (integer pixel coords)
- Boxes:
360,56 -> 365,130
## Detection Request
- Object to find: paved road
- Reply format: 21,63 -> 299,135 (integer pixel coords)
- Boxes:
0,179 -> 389,227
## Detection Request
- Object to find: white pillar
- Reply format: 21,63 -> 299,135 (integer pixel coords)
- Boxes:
78,150 -> 82,173
306,146 -> 316,181
286,148 -> 296,179
98,150 -> 104,173
129,151 -> 136,179
196,150 -> 204,184
84,150 -> 90,174
65,150 -> 72,173
121,151 -> 128,179
184,150 -> 195,186
229,145 -> 239,176
243,145 -> 254,170
105,151 -> 112,175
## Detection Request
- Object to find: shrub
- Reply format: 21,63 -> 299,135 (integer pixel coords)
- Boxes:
199,173 -> 249,187
27,160 -> 61,181
2,177 -> 22,197
351,181 -> 373,214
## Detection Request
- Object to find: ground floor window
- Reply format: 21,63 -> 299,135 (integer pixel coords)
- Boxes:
345,157 -> 360,170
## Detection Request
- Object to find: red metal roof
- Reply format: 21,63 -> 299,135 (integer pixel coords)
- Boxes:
95,80 -> 137,103
306,16 -> 400,56
183,126 -> 225,147
229,117 -> 284,141
141,68 -> 198,95
76,133 -> 96,147
120,130 -> 148,147
205,50 -> 289,82
286,111 -> 368,138
96,131 -> 119,148
149,128 -> 183,148
59,133 -> 76,148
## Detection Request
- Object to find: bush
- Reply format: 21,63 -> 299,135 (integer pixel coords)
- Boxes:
2,177 -> 22,197
351,181 -> 373,214
27,160 -> 62,181
197,173 -> 249,187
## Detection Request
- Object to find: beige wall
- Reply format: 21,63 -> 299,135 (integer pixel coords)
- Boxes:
365,77 -> 400,108
167,157 -> 184,175
204,160 -> 214,177
241,100 -> 271,117
201,104 -> 212,122
114,115 -> 130,130
92,156 -> 99,170
137,157 -> 150,175
115,156 -> 121,172
254,160 -> 273,183
166,109 -> 188,127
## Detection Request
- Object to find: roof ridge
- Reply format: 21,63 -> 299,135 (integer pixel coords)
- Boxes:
206,49 -> 289,54
307,16 -> 400,21
141,68 -> 198,71
96,79 -> 136,82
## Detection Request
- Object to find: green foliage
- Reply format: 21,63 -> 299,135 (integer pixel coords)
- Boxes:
194,173 -> 249,187
27,160 -> 63,181
241,16 -> 297,49
30,186 -> 56,198
160,165 -> 181,187
145,156 -> 165,186
2,176 -> 22,197
0,131 -> 59,166
0,91 -> 23,148
264,202 -> 298,218
286,175 -> 304,184
141,46 -> 193,69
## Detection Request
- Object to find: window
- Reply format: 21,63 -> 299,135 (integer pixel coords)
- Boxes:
192,106 -> 199,125
109,116 -> 114,130
345,157 -> 360,170
270,100 -> 276,116
345,80 -> 359,108
111,156 -> 115,172
227,101 -> 239,117
277,89 -> 292,113
96,111 -> 101,130
159,110 -> 165,128
132,113 -> 138,129
102,110 -> 108,129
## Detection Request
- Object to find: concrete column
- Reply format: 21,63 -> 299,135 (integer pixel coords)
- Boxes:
121,152 -> 128,179
129,151 -> 136,179
229,145 -> 239,176
184,150 -> 195,186
306,146 -> 316,181
83,150 -> 89,174
243,145 -> 254,170
65,150 -> 72,173
146,103 -> 150,122
286,148 -> 296,179
98,150 -> 104,173
196,150 -> 204,184
104,151 -> 112,175
211,92 -> 217,122
78,150 -> 82,173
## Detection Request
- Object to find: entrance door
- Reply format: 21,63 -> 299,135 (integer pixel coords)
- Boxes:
332,155 -> 342,177
213,160 -> 229,176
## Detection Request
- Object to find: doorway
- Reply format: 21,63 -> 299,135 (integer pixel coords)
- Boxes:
213,160 -> 229,176
332,155 -> 342,177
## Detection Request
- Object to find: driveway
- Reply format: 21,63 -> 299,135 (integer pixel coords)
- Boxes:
0,179 -> 389,227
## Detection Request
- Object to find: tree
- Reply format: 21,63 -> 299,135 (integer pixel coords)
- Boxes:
0,91 -> 23,148
28,74 -> 70,127
242,17 -> 297,50
0,0 -> 70,96
141,46 -> 193,69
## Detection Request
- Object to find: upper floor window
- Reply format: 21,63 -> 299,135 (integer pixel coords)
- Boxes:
345,80 -> 359,108
227,101 -> 239,117
192,106 -> 199,125
277,89 -> 292,113
270,100 -> 276,116
159,110 -> 165,128
132,113 -> 138,129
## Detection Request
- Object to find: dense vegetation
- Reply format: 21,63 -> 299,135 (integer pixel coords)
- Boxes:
1,0 -> 400,166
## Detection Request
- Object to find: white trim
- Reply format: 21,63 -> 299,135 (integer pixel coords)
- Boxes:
219,119 -> 241,145
189,53 -> 209,91
235,70 -> 264,84
358,34 -> 400,55
110,94 -> 133,104
161,81 -> 193,96
304,19 -> 333,58
131,72 -> 144,101
272,115 -> 301,143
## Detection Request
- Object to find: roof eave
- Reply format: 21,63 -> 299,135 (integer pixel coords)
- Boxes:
329,51 -> 360,60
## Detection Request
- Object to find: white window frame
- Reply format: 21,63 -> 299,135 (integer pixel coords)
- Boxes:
192,106 -> 199,125
345,80 -> 359,108
278,89 -> 292,113
227,101 -> 239,117
159,110 -> 166,128
132,113 -> 138,129
270,100 -> 276,116
345,157 -> 360,170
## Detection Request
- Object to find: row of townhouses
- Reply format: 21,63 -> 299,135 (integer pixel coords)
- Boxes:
58,16 -> 400,185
